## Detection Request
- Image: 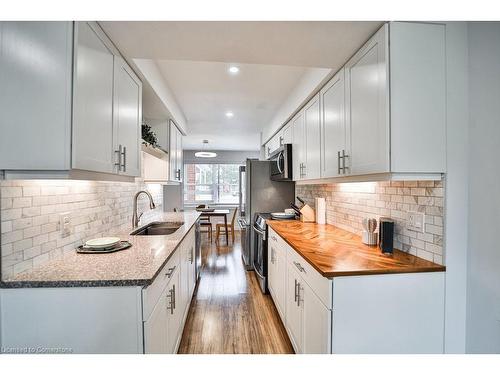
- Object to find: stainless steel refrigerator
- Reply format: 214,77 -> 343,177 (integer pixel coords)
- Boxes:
238,159 -> 295,271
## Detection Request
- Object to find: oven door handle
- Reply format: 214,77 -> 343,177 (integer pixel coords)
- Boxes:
252,225 -> 266,240
253,263 -> 266,280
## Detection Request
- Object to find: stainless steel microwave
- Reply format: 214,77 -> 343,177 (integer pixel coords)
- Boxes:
269,144 -> 292,181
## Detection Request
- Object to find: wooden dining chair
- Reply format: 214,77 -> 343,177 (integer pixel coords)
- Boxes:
197,205 -> 213,242
215,207 -> 238,244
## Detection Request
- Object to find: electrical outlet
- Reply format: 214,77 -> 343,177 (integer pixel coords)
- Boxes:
407,211 -> 425,232
60,212 -> 71,238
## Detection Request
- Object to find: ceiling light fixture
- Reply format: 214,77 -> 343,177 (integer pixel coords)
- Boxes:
225,111 -> 234,118
195,140 -> 217,158
228,66 -> 240,74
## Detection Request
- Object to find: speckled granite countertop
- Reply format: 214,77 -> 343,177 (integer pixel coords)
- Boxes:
0,211 -> 200,288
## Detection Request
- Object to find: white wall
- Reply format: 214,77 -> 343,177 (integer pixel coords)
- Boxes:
261,68 -> 331,144
443,22 -> 469,354
466,22 -> 500,353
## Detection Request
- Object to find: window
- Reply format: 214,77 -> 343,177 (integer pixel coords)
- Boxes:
184,164 -> 242,204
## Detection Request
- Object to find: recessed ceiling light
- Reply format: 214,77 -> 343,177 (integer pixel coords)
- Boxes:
225,111 -> 234,118
228,66 -> 239,74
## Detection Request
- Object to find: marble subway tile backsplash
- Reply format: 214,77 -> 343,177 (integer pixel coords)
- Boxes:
1,179 -> 163,279
296,180 -> 445,265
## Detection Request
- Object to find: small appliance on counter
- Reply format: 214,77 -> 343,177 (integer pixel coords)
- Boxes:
362,217 -> 378,246
379,217 -> 395,254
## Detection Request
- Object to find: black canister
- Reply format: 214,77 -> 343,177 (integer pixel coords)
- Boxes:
379,217 -> 395,254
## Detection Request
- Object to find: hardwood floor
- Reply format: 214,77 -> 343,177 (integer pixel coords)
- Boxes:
178,231 -> 294,354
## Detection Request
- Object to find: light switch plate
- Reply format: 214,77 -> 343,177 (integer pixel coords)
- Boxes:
60,212 -> 71,238
407,211 -> 425,232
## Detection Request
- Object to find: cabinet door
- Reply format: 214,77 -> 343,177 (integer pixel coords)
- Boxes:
114,56 -> 142,177
304,94 -> 321,180
286,263 -> 303,353
321,69 -> 347,178
268,240 -> 278,308
291,111 -> 305,181
302,283 -> 331,354
187,239 -> 196,297
0,22 -> 73,170
176,128 -> 183,182
345,25 -> 389,175
72,22 -> 115,173
274,249 -> 286,320
143,293 -> 168,354
169,121 -> 179,182
282,123 -> 293,144
166,266 -> 182,353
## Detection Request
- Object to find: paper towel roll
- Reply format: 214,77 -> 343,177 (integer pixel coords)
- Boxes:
315,197 -> 326,224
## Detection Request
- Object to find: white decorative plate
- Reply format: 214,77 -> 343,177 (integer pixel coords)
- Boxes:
271,212 -> 296,220
85,237 -> 121,249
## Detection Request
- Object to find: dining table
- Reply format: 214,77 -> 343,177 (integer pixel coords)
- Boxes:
197,209 -> 230,244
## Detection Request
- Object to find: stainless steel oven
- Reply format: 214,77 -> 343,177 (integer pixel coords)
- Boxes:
269,144 -> 292,181
252,213 -> 270,294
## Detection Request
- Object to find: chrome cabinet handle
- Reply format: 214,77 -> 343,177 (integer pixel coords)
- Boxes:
121,146 -> 127,172
168,285 -> 175,314
293,261 -> 305,273
172,284 -> 176,310
279,136 -> 284,146
189,246 -> 194,264
115,145 -> 123,172
294,279 -> 298,302
165,265 -> 176,278
297,282 -> 302,307
342,149 -> 349,174
337,150 -> 342,174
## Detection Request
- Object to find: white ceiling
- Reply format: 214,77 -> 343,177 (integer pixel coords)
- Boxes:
100,21 -> 384,151
155,60 -> 310,150
101,21 -> 383,68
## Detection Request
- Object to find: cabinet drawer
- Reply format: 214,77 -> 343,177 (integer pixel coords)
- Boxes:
285,242 -> 332,309
142,249 -> 180,321
268,228 -> 286,259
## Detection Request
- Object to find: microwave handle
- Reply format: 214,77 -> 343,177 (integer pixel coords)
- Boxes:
277,151 -> 284,174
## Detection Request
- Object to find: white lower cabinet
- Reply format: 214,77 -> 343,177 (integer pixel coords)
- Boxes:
268,235 -> 286,319
144,290 -> 168,354
143,228 -> 197,354
267,227 -> 445,354
286,263 -> 304,353
302,281 -> 331,354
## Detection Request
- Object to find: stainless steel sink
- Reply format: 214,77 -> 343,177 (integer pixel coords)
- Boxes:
130,222 -> 183,236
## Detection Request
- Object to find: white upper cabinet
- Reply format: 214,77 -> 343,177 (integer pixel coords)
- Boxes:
169,121 -> 183,183
113,56 -> 142,177
304,94 -> 321,180
389,22 -> 446,173
72,22 -> 116,174
345,25 -> 389,176
0,22 -> 73,170
320,68 -> 347,178
284,22 -> 446,182
0,21 -> 143,181
291,110 -> 306,181
282,123 -> 292,145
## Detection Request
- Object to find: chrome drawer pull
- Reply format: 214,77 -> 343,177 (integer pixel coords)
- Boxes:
293,261 -> 305,273
294,279 -> 298,302
165,265 -> 176,278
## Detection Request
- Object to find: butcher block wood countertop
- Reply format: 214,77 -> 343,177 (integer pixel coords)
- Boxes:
266,220 -> 445,278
